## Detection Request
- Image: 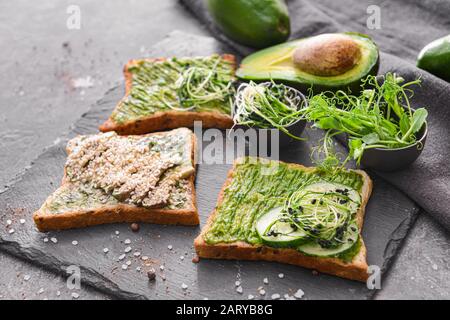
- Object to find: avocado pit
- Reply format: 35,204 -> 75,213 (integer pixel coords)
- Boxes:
292,34 -> 362,77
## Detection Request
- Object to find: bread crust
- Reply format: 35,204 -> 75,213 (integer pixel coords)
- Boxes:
194,159 -> 373,282
33,130 -> 199,232
99,55 -> 235,135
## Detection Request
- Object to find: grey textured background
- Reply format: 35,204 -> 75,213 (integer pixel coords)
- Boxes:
0,0 -> 448,299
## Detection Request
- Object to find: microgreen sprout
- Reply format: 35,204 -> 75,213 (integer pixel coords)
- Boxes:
233,81 -> 307,140
302,73 -> 428,166
175,57 -> 234,111
282,188 -> 359,245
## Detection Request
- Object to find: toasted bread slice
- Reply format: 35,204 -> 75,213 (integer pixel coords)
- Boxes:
194,158 -> 373,282
99,54 -> 235,135
34,128 -> 199,231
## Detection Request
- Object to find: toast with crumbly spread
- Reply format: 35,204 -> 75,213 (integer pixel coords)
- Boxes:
99,54 -> 236,135
34,128 -> 198,231
194,158 -> 373,282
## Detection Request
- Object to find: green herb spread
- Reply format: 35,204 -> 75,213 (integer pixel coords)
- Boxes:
42,128 -> 194,214
204,158 -> 364,261
111,54 -> 235,124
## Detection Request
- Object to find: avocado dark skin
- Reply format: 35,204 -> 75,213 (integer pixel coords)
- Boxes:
236,32 -> 380,94
417,35 -> 450,82
207,0 -> 290,49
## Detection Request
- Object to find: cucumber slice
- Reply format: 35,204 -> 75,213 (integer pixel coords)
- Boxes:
300,181 -> 361,213
297,222 -> 359,257
256,207 -> 308,248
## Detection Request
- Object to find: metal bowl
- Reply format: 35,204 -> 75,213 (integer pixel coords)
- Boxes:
231,82 -> 307,149
360,121 -> 428,172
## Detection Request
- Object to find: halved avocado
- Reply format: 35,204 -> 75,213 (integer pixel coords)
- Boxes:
236,32 -> 379,92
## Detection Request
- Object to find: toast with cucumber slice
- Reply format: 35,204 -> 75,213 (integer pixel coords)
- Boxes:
99,54 -> 236,135
194,157 -> 373,282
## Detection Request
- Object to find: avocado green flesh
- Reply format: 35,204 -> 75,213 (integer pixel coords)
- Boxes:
43,183 -> 118,214
207,0 -> 290,49
417,35 -> 450,82
111,55 -> 235,124
236,33 -> 379,89
43,180 -> 192,214
204,158 -> 364,261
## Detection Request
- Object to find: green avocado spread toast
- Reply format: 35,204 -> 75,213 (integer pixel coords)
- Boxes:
100,54 -> 236,135
195,157 -> 373,281
34,128 -> 198,231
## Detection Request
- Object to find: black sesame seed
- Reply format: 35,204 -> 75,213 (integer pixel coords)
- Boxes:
318,239 -> 333,248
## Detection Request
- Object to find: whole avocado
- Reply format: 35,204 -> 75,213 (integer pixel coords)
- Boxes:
417,35 -> 450,82
207,0 -> 290,49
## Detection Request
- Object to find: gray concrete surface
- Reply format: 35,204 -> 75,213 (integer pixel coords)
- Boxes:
376,214 -> 449,300
0,0 -> 447,299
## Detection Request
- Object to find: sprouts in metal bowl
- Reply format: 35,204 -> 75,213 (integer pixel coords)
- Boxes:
233,81 -> 307,139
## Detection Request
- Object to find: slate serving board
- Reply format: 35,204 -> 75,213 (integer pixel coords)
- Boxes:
0,32 -> 419,300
